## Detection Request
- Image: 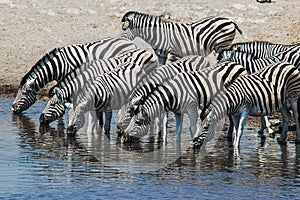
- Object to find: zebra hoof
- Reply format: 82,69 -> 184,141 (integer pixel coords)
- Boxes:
276,138 -> 287,145
269,132 -> 276,139
67,125 -> 77,136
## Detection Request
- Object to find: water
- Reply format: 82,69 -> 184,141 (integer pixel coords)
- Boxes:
1,98 -> 300,199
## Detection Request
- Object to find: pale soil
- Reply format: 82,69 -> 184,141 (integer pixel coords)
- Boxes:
1,0 -> 299,136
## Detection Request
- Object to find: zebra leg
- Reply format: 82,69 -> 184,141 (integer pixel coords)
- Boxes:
258,116 -> 275,136
87,111 -> 100,134
227,115 -> 234,142
97,111 -> 104,129
175,113 -> 183,142
188,106 -> 199,139
277,105 -> 291,145
103,106 -> 112,138
233,110 -> 248,148
290,101 -> 300,144
162,112 -> 169,144
154,114 -> 164,142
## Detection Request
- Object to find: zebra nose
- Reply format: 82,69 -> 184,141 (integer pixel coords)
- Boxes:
11,103 -> 21,114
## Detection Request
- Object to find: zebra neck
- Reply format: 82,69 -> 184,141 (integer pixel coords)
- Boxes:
22,49 -> 65,91
208,88 -> 237,122
135,18 -> 171,51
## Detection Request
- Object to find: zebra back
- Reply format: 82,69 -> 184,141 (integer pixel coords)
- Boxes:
121,11 -> 241,60
12,37 -> 136,114
218,50 -> 280,73
130,55 -> 209,100
229,41 -> 298,58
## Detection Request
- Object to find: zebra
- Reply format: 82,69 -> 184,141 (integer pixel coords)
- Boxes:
67,61 -> 157,135
122,62 -> 248,143
11,37 -> 137,114
116,55 -> 210,138
194,62 -> 300,149
218,45 -> 300,134
224,41 -> 298,59
121,11 -> 243,65
39,48 -> 157,128
218,44 -> 300,69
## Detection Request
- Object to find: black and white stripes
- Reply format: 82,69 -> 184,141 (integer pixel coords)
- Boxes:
12,37 -> 136,114
39,49 -> 156,125
194,62 -> 300,148
122,62 -> 248,142
121,11 -> 242,65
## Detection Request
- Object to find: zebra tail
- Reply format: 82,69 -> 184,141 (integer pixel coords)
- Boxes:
234,22 -> 251,42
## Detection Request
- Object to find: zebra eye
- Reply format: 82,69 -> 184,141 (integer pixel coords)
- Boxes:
136,119 -> 144,126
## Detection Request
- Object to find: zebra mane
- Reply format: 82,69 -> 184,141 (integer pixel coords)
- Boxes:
121,11 -> 164,23
20,48 -> 61,86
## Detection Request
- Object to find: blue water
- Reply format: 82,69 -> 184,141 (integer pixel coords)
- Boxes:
0,98 -> 300,199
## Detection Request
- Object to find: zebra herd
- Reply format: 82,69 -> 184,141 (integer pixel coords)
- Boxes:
11,11 -> 300,153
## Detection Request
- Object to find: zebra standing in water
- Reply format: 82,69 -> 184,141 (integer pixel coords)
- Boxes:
40,49 -> 157,134
117,55 -> 210,138
218,45 -> 300,134
194,62 -> 300,150
226,41 -> 298,59
67,61 -> 157,135
122,62 -> 248,143
12,37 -> 136,114
121,11 -> 243,65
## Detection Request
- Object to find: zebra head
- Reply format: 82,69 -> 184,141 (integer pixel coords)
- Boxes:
121,11 -> 138,40
66,105 -> 86,136
12,79 -> 38,114
39,87 -> 66,125
122,100 -> 151,143
116,95 -> 143,136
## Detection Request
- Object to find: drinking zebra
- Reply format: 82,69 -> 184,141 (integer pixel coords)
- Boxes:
117,55 -> 210,138
218,45 -> 300,134
121,11 -> 242,65
39,49 -> 156,128
122,62 -> 248,143
194,62 -> 300,149
67,61 -> 157,135
12,37 -> 136,114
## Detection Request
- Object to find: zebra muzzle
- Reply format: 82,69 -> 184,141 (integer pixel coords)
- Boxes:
39,113 -> 51,125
